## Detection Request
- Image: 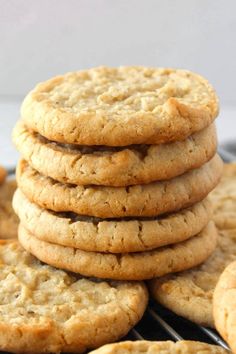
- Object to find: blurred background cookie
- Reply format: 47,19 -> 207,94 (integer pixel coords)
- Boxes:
0,178 -> 18,239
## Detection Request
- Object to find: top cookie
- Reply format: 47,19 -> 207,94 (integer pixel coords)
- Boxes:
21,66 -> 219,146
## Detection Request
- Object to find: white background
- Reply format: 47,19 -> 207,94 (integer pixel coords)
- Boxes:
0,0 -> 236,167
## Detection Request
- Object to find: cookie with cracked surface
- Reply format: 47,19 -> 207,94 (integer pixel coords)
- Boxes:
0,240 -> 148,353
213,261 -> 236,354
89,340 -> 229,354
149,226 -> 236,327
21,66 -> 219,146
0,180 -> 18,238
0,165 -> 7,184
18,222 -> 217,281
209,163 -> 236,229
13,188 -> 212,253
13,121 -> 217,186
16,155 -> 223,218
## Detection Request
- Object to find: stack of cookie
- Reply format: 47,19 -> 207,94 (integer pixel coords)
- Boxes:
13,66 -> 222,280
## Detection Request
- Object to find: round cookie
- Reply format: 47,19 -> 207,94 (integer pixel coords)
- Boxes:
0,165 -> 7,184
18,222 -> 217,281
0,240 -> 148,353
16,155 -> 223,218
0,180 -> 18,238
89,340 -> 229,354
214,261 -> 236,354
149,226 -> 236,328
209,163 -> 236,229
13,121 -> 217,186
13,189 -> 212,253
21,67 -> 219,146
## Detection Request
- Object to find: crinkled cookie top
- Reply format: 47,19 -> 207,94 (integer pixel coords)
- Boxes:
21,66 -> 219,146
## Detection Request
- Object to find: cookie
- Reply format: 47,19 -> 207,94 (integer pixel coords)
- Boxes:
13,188 -> 212,253
89,340 -> 229,354
149,226 -> 236,327
149,163 -> 236,327
209,163 -> 236,229
18,221 -> 217,281
21,66 -> 219,146
0,240 -> 148,353
13,121 -> 217,186
16,155 -> 223,218
0,165 -> 7,184
0,180 -> 18,238
214,261 -> 236,354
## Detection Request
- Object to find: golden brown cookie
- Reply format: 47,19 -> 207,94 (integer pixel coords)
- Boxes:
214,260 -> 236,354
0,165 -> 7,185
21,66 -> 219,146
18,222 -> 217,281
149,227 -> 236,328
13,188 -> 212,253
13,121 -> 217,186
209,163 -> 236,229
16,155 -> 223,218
149,163 -> 236,327
0,240 -> 148,353
0,180 -> 18,238
89,340 -> 229,354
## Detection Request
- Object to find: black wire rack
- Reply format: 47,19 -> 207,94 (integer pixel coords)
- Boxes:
125,301 -> 230,350
3,145 -> 236,353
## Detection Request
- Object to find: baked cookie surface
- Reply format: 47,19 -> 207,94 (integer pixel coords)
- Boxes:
13,121 -> 217,186
214,260 -> 236,354
16,155 -> 222,218
18,222 -> 217,281
21,66 -> 219,146
0,180 -> 18,238
209,163 -> 236,229
14,188 -> 212,253
0,240 -> 148,353
149,227 -> 236,327
89,340 -> 229,354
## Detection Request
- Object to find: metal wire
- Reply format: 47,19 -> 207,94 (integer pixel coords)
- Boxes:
199,327 -> 230,350
130,305 -> 230,350
147,308 -> 183,341
130,329 -> 144,340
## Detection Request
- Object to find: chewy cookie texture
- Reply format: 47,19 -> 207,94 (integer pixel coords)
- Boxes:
13,121 -> 217,186
0,240 -> 148,354
13,189 -> 212,253
16,155 -> 222,218
18,222 -> 217,280
21,66 -> 219,146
